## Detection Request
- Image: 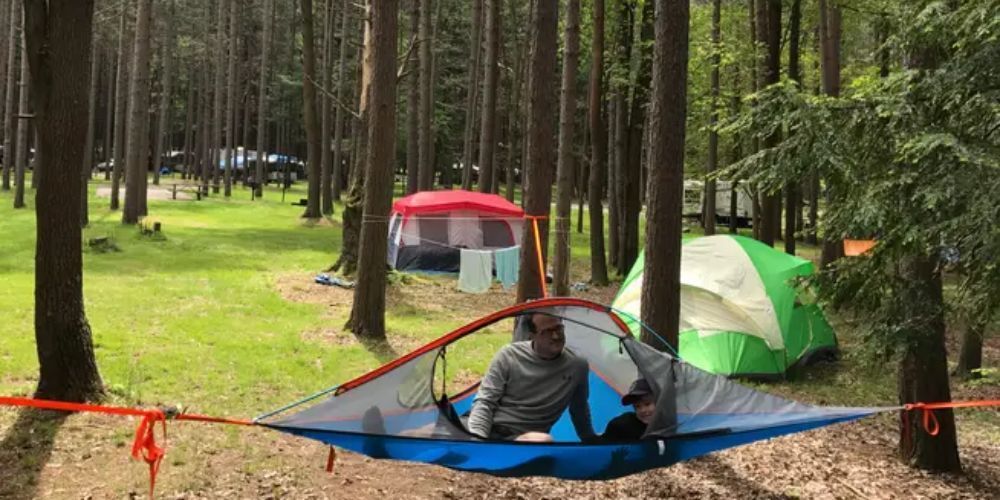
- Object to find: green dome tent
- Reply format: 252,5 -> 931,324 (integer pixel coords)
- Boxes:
613,235 -> 838,378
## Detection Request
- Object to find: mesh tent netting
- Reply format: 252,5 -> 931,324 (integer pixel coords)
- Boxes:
261,299 -> 880,480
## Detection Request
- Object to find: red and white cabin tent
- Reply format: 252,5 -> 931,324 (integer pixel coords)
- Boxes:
387,190 -> 524,272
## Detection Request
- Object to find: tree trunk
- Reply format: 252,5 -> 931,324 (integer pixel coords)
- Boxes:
182,71 -> 195,180
153,0 -> 176,188
2,0 -> 19,192
621,0 -> 652,273
320,0 -> 335,214
552,0 -> 580,297
23,0 -> 104,401
254,0 -> 272,198
210,0 -> 226,194
476,0 -> 499,194
642,0 -> 688,351
330,0 -> 350,200
587,0 -> 608,286
404,0 -> 419,194
515,0 -> 557,303
955,320 -> 984,380
102,48 -> 114,180
222,0 -> 238,197
818,0 -> 843,266
416,0 -> 434,191
81,28 -> 100,228
332,3 -> 368,277
704,0 -> 721,236
0,0 -> 9,187
609,94 -> 625,272
12,24 -> 27,209
111,2 -> 130,209
300,0 -> 322,217
897,255 -> 961,472
122,0 -> 153,224
199,60 -> 212,191
348,0 -> 397,341
609,2 -> 630,274
784,0 -> 801,255
754,0 -> 780,247
505,4 -> 527,202
461,0 -> 483,190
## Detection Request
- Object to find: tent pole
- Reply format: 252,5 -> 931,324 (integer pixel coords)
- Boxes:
531,216 -> 548,298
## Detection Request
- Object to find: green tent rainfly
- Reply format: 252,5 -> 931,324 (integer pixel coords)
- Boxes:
613,235 -> 838,378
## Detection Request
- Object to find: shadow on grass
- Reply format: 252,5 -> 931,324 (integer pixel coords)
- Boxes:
357,337 -> 400,364
0,409 -> 68,500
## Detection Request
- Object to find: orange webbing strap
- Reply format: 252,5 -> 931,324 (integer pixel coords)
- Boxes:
527,215 -> 548,298
0,396 -> 252,498
326,446 -> 337,473
902,400 -> 1000,444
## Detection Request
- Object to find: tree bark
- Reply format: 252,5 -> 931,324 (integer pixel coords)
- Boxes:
254,0 -> 272,198
704,0 -> 721,235
404,0 -> 419,194
102,45 -> 114,179
505,3 -> 527,202
181,71 -> 195,180
416,0 -> 434,191
0,0 -> 9,184
320,0 -> 335,214
12,21 -> 27,209
199,59 -> 212,190
348,0 -> 397,341
609,94 -> 625,272
300,0 -> 322,217
642,0 -> 688,351
515,0 -> 557,303
818,0 -> 843,266
1,0 -> 18,192
897,256 -> 961,471
332,2 -> 368,277
784,0 -> 801,255
552,0 -> 580,297
476,0 -> 500,194
122,0 -> 153,224
81,28 -> 100,228
111,1 -> 130,210
210,0 -> 226,194
153,0 -> 176,188
330,0 -> 350,200
23,0 -> 104,401
587,0 -> 608,286
955,320 -> 984,380
621,0 -> 652,273
754,0 -> 780,247
223,0 -> 237,197
461,0 -> 483,190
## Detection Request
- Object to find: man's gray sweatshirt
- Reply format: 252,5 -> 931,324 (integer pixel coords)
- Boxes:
467,341 -> 595,440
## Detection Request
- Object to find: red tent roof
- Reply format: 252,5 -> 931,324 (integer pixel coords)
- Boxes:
392,190 -> 524,218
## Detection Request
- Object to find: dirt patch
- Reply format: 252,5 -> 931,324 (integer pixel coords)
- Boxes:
95,185 -> 195,201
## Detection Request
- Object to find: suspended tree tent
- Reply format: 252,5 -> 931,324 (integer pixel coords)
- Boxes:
4,299 -> 995,492
613,235 -> 838,379
260,298 -> 872,480
386,190 -> 525,272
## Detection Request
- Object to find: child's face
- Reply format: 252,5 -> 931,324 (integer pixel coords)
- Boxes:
634,395 -> 656,424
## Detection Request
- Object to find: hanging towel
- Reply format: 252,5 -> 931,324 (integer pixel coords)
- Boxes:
493,245 -> 520,290
459,249 -> 493,294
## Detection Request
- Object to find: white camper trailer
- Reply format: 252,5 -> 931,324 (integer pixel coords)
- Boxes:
683,179 -> 755,227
